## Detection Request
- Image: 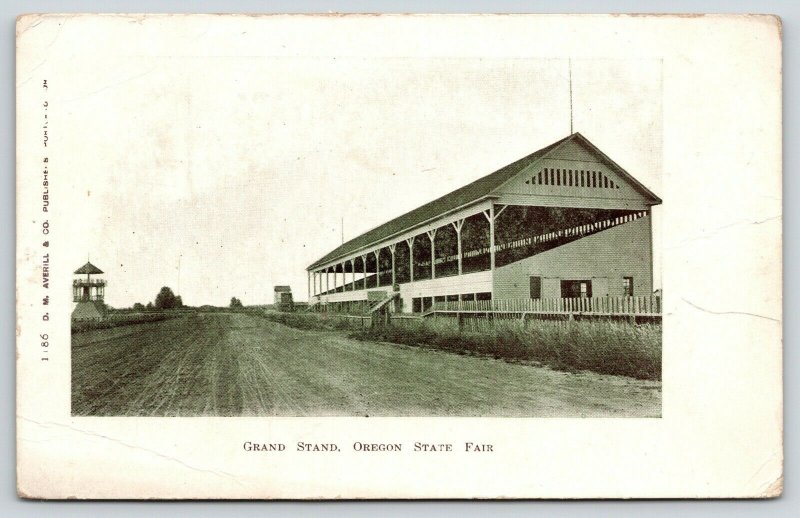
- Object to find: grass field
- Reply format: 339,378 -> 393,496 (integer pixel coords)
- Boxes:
71,312 -> 661,417
261,312 -> 662,380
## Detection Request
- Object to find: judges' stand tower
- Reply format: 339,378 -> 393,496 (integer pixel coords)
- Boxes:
72,261 -> 107,321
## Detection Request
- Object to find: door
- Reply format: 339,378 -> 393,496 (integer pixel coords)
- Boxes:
529,276 -> 542,299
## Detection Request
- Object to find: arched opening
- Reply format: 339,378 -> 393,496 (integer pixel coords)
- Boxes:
395,240 -> 411,284
412,233 -> 432,280
434,223 -> 458,278
353,256 -> 365,290
365,253 -> 378,289
377,247 -> 392,287
461,212 -> 490,274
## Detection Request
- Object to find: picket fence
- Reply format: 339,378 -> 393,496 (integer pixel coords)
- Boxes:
429,295 -> 661,317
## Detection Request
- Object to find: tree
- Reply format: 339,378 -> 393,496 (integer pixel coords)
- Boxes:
230,297 -> 243,309
155,287 -> 178,310
146,302 -> 154,311
175,296 -> 183,309
132,302 -> 145,311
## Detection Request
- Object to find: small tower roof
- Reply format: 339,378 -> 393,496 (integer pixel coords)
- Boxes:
74,262 -> 104,275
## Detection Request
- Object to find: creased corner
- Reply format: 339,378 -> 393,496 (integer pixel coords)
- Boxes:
16,14 -> 45,38
762,474 -> 783,498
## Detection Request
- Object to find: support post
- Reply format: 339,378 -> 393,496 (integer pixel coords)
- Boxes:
406,237 -> 415,283
362,254 -> 367,290
374,250 -> 381,287
427,229 -> 437,279
484,204 -> 496,300
389,243 -> 396,288
307,271 -> 310,302
325,268 -> 329,294
451,219 -> 464,276
350,259 -> 355,291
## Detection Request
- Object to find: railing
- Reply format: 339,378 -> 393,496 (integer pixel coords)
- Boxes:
74,295 -> 104,302
73,279 -> 106,286
430,295 -> 661,317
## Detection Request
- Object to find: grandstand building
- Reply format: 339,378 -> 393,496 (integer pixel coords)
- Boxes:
306,133 -> 661,314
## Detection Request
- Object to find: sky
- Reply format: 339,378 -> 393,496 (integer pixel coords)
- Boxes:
55,34 -> 662,308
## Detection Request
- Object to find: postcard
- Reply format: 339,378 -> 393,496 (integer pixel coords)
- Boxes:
16,13 -> 782,498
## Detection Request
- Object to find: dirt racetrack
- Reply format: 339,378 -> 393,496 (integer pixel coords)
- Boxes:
72,313 -> 661,417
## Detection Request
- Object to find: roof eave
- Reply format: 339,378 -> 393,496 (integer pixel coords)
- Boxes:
306,195 -> 498,271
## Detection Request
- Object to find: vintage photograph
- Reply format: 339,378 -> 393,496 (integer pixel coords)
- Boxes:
17,14 -> 781,499
67,52 -> 663,417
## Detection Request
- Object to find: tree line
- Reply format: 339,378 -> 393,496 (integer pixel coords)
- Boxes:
132,287 -> 183,311
130,287 -> 246,311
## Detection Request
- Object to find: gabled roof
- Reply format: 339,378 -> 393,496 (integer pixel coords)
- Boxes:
568,133 -> 662,205
74,262 -> 103,275
307,132 -> 660,270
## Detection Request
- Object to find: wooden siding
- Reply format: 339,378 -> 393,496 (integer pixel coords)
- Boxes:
399,270 -> 492,312
493,214 -> 653,299
492,193 -> 650,210
317,290 -> 369,304
492,139 -> 654,210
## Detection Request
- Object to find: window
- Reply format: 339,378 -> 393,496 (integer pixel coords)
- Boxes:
561,280 -> 592,298
476,292 -> 492,301
412,297 -> 422,313
623,277 -> 634,297
530,276 -> 542,300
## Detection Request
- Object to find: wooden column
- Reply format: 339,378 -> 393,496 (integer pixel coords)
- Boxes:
488,205 -> 495,273
406,237 -> 415,282
389,243 -> 396,287
483,204 -> 506,301
483,206 -> 495,301
451,219 -> 464,276
427,229 -> 437,279
307,271 -> 311,302
362,254 -> 367,290
325,268 -> 329,294
374,250 -> 381,287
350,259 -> 355,291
